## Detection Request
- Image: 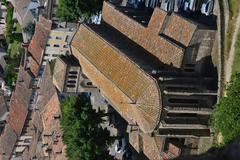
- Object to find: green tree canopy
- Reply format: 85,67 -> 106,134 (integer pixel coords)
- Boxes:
60,95 -> 114,160
212,73 -> 240,145
56,0 -> 104,22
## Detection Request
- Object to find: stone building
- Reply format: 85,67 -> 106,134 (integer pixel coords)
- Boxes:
53,55 -> 96,94
71,2 -> 217,159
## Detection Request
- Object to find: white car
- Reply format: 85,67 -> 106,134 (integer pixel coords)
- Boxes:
201,0 -> 214,16
115,137 -> 127,153
178,0 -> 196,12
161,0 -> 174,12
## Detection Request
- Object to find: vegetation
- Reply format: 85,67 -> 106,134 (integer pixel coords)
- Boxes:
60,95 -> 114,160
2,2 -> 23,89
56,0 -> 103,22
226,0 -> 240,55
212,73 -> 240,145
5,4 -> 14,44
231,32 -> 240,74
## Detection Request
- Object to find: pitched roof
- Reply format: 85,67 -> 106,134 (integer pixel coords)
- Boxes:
53,57 -> 67,92
129,130 -> 165,160
162,13 -> 197,47
37,63 -> 57,112
71,24 -> 162,133
7,67 -> 32,136
28,16 -> 52,75
7,84 -> 30,136
102,2 -> 199,67
0,124 -> 18,160
0,95 -> 7,119
10,0 -> 34,26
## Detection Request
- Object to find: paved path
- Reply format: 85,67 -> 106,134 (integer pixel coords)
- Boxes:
225,11 -> 240,83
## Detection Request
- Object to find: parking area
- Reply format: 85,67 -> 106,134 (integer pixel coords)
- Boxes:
118,0 -> 215,17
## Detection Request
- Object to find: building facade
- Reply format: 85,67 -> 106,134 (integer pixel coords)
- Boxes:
42,29 -> 74,65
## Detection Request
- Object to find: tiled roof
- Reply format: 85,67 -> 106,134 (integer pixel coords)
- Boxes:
32,111 -> 43,133
162,13 -> 197,47
28,16 -> 52,75
129,130 -> 165,160
37,63 -> 57,112
28,56 -> 40,77
71,25 -> 162,133
102,2 -> 195,67
53,57 -> 67,92
7,66 -> 32,136
0,124 -> 18,160
7,85 -> 29,136
10,0 -> 33,26
0,96 -> 7,119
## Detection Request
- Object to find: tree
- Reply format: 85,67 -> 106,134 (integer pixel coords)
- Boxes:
211,73 -> 240,145
60,95 -> 114,160
56,0 -> 104,22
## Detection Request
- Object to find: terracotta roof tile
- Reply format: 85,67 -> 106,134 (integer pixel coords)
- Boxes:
0,124 -> 18,160
71,25 -> 162,133
28,56 -> 40,77
0,96 -> 7,118
163,13 -> 197,46
7,67 -> 32,136
37,64 -> 56,111
28,16 -> 52,65
102,2 -> 184,67
53,57 -> 67,92
7,88 -> 29,136
129,131 -> 165,160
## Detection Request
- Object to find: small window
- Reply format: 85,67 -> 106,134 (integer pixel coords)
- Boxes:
68,75 -> 77,79
68,80 -> 76,83
63,45 -> 68,48
52,54 -> 58,57
46,44 -> 50,47
53,44 -> 60,48
86,82 -> 92,86
56,36 -> 62,40
67,84 -> 76,88
69,71 -> 78,75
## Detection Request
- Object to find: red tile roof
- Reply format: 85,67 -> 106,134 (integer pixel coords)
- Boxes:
102,2 -> 198,67
7,66 -> 32,136
163,13 -> 197,46
0,124 -> 18,160
71,25 -> 162,133
28,16 -> 52,75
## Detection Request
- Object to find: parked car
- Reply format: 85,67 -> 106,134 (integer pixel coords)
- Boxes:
161,0 -> 174,12
178,0 -> 196,12
115,137 -> 127,153
201,0 -> 214,16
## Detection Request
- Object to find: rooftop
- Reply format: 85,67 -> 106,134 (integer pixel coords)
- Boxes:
71,24 -> 162,133
28,16 -> 52,76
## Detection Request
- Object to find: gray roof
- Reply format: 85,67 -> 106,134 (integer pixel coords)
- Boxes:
0,124 -> 18,160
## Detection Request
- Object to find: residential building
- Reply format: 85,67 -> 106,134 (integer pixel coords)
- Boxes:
0,59 -> 33,159
23,64 -> 67,160
27,15 -> 52,77
42,28 -> 75,65
0,2 -> 7,40
71,2 -> 217,159
10,0 -> 40,28
0,1 -> 6,40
